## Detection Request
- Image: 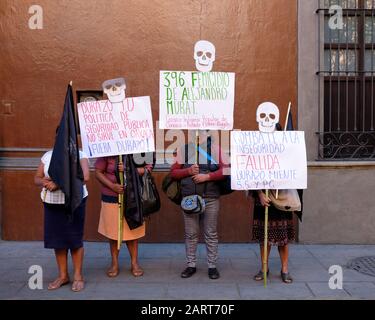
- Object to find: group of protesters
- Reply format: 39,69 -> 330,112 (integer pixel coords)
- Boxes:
35,127 -> 295,293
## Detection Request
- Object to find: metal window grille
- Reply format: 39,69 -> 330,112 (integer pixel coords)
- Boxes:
317,0 -> 375,159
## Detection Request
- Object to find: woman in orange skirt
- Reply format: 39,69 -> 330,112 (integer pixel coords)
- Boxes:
95,155 -> 152,277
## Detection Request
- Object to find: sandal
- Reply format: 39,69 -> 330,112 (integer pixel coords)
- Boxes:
47,277 -> 70,290
131,265 -> 144,277
106,266 -> 119,278
253,269 -> 269,281
71,279 -> 85,292
281,271 -> 293,284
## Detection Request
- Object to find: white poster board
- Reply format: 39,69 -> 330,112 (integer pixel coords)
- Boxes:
159,71 -> 235,130
77,96 -> 155,158
231,131 -> 307,190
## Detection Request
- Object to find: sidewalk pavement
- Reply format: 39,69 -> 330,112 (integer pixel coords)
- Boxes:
0,241 -> 375,300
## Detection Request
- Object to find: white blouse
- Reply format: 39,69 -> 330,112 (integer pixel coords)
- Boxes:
40,150 -> 88,204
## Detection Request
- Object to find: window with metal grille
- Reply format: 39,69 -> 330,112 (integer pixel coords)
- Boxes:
317,0 -> 375,159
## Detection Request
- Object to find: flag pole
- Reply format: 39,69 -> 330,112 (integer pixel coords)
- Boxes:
275,102 -> 292,199
263,189 -> 269,288
117,155 -> 125,250
195,130 -> 199,164
284,102 -> 292,130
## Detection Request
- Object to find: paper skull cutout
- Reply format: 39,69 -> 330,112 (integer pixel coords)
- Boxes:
102,78 -> 126,103
256,102 -> 280,133
194,40 -> 216,72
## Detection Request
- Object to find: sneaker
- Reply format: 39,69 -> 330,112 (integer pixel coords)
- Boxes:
181,267 -> 197,278
208,268 -> 220,280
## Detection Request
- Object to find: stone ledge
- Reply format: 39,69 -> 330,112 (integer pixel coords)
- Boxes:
308,161 -> 375,169
0,157 -> 170,172
1,157 -> 375,171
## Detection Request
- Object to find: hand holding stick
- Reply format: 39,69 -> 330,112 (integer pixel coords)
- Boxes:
117,155 -> 125,250
263,189 -> 269,288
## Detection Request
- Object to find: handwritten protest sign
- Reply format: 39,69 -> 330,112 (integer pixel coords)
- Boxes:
159,71 -> 235,130
77,96 -> 155,158
231,131 -> 307,190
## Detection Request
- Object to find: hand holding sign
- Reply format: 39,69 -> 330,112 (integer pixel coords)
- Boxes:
258,191 -> 271,207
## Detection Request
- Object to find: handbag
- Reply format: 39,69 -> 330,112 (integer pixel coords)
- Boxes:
162,173 -> 182,205
269,189 -> 301,212
181,194 -> 206,215
141,168 -> 161,216
219,175 -> 234,196
181,180 -> 207,215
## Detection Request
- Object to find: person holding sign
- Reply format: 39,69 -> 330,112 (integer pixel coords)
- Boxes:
95,155 -> 152,277
93,78 -> 154,278
252,190 -> 296,283
164,40 -> 232,280
251,102 -> 297,284
170,130 -> 228,280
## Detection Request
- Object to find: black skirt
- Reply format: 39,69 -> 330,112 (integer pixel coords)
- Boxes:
252,204 -> 296,247
44,198 -> 87,250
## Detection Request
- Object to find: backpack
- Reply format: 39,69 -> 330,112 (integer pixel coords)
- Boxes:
161,144 -> 191,205
162,173 -> 182,205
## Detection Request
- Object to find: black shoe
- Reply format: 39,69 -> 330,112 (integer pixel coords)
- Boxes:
253,269 -> 269,281
208,268 -> 220,280
281,271 -> 293,284
181,267 -> 196,278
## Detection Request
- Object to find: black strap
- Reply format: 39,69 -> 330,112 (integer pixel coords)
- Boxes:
198,139 -> 209,197
183,140 -> 210,197
207,137 -> 212,165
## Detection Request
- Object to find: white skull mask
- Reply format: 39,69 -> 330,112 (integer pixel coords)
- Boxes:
102,78 -> 126,103
256,102 -> 280,133
194,40 -> 216,72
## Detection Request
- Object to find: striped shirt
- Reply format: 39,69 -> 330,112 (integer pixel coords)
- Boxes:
40,150 -> 88,204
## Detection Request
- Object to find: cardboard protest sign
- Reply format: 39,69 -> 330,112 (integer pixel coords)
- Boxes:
77,96 -> 155,158
159,70 -> 235,130
159,40 -> 235,130
230,131 -> 307,190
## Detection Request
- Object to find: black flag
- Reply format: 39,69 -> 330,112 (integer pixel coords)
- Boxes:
286,109 -> 294,131
48,84 -> 84,216
285,108 -> 303,221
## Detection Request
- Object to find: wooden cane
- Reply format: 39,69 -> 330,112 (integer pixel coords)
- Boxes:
117,155 -> 125,250
263,189 -> 269,288
275,102 -> 292,199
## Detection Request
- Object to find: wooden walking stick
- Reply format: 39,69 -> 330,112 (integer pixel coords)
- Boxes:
117,155 -> 125,250
263,189 -> 269,288
275,102 -> 291,200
